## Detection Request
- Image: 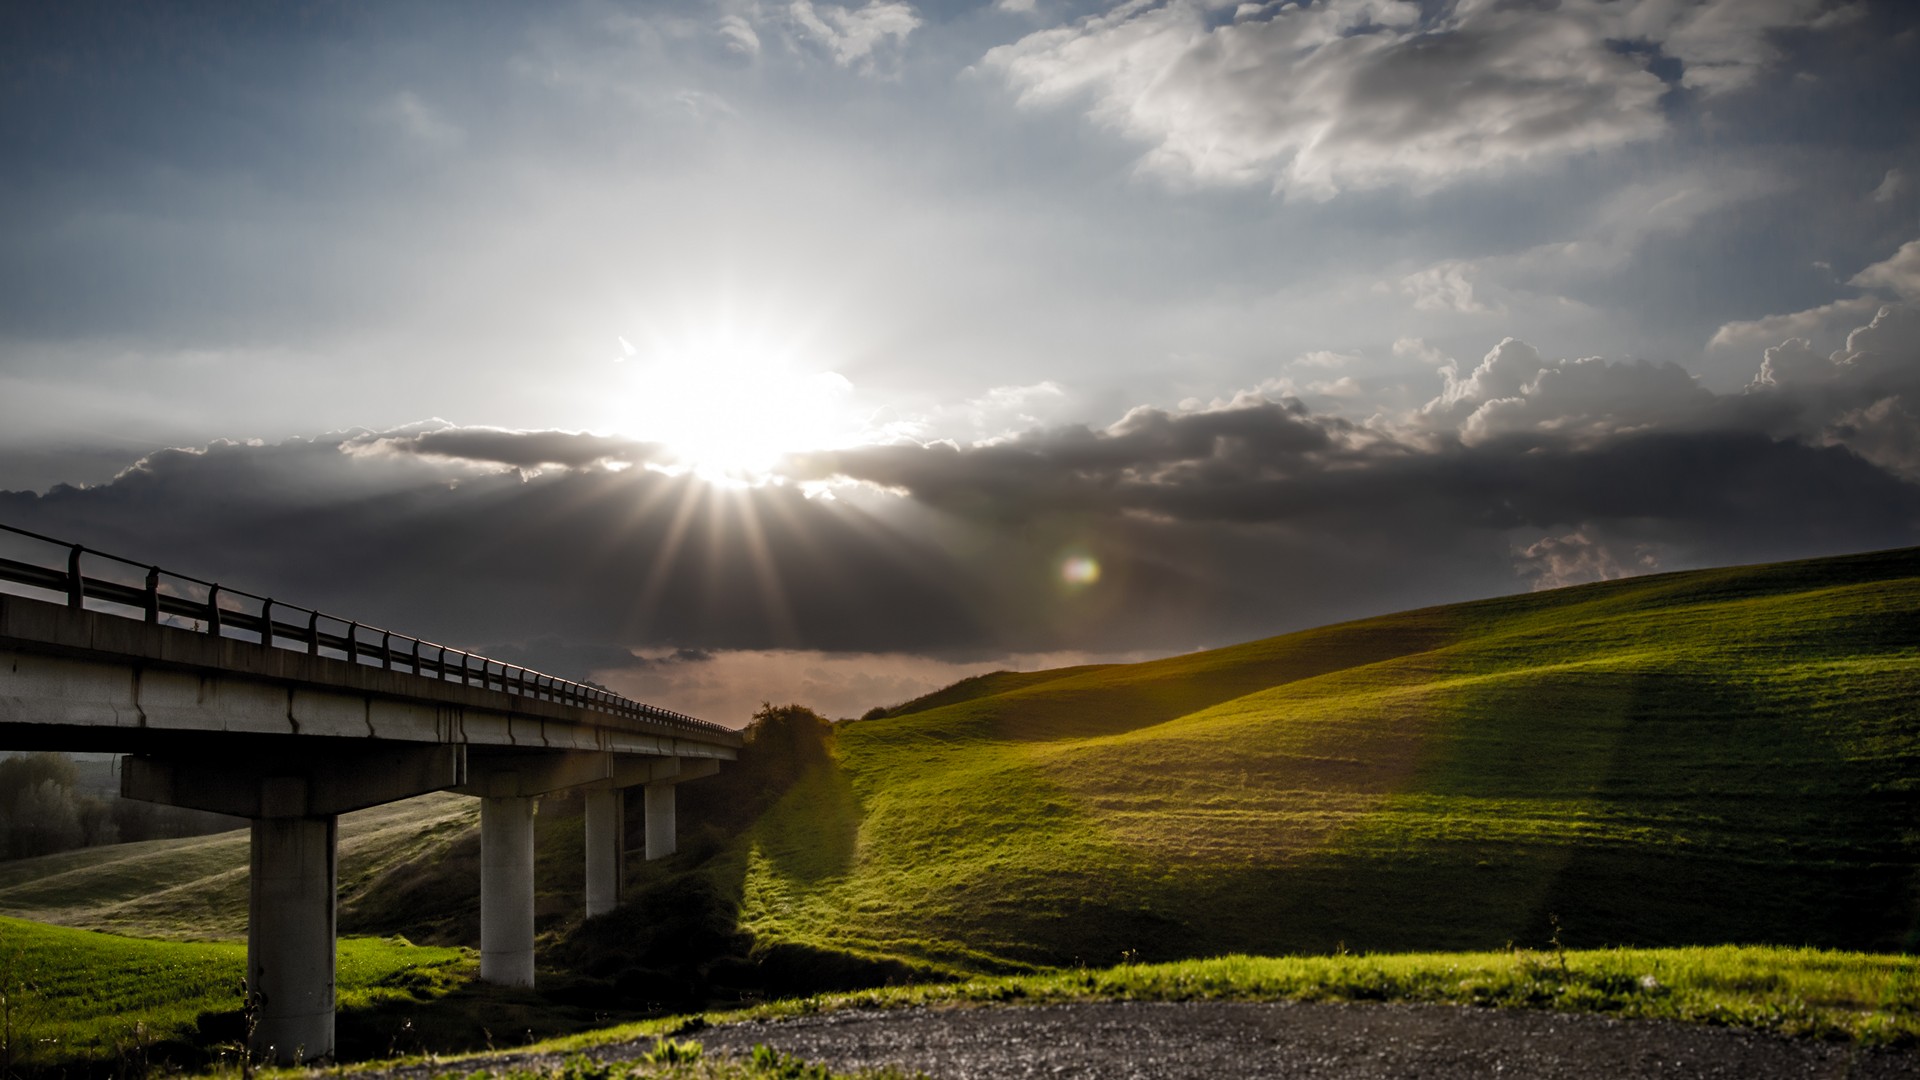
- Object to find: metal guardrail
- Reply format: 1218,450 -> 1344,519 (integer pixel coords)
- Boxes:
0,521 -> 731,738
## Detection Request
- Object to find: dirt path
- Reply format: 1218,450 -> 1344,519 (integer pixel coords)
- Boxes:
685,1001 -> 1917,1079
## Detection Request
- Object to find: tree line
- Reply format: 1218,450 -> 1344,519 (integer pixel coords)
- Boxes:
0,752 -> 240,861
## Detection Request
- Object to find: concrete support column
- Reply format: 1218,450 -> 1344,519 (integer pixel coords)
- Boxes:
480,795 -> 536,987
644,781 -> 676,860
247,814 -> 337,1064
583,786 -> 623,918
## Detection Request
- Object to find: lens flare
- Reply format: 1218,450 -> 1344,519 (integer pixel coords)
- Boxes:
1059,553 -> 1101,588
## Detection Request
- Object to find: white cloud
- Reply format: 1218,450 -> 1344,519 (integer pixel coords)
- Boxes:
716,14 -> 763,58
1422,337 -> 1712,445
1293,350 -> 1359,369
1392,337 -> 1452,366
1402,261 -> 1495,314
1749,336 -> 1839,389
1513,529 -> 1659,591
980,0 -> 1842,197
1306,376 -> 1364,398
1645,0 -> 1840,93
1711,236 -> 1920,353
1850,238 -> 1920,299
1709,297 -> 1880,352
790,0 -> 921,70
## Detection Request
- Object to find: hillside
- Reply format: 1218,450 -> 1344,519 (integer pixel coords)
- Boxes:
0,792 -> 482,940
723,547 -> 1920,975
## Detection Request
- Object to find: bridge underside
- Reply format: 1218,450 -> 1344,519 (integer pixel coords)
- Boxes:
0,594 -> 738,1064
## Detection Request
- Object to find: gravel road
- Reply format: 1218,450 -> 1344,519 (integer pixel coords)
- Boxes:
380,1001 -> 1920,1080
691,1001 -> 1918,1080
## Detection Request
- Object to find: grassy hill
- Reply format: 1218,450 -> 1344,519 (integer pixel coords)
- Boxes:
717,546 -> 1920,975
0,792 -> 481,940
1,545 -> 1916,1070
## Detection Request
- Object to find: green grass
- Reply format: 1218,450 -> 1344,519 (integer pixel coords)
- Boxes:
0,915 -> 470,1069
721,547 -> 1920,973
0,793 -> 480,940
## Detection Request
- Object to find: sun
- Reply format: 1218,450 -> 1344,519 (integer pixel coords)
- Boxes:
612,328 -> 859,484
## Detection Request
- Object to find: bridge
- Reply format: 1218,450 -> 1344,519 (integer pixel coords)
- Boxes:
0,523 -> 741,1063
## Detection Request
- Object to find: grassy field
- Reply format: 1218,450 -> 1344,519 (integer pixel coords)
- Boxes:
0,793 -> 482,940
0,915 -> 471,1070
712,546 -> 1920,975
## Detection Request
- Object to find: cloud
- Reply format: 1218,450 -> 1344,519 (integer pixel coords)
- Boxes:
1420,338 -> 1714,445
1711,236 -> 1920,353
1512,529 -> 1659,591
1827,396 -> 1920,482
790,0 -> 921,70
980,0 -> 1844,197
1872,167 -> 1909,204
1648,0 -> 1845,93
1403,261 -> 1495,314
1293,351 -> 1359,370
375,90 -> 465,150
1850,238 -> 1920,298
716,14 -> 763,58
1709,297 -> 1880,352
370,425 -> 671,470
8,313 -> 1919,680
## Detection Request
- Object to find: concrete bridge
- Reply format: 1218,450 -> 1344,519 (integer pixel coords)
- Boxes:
0,524 -> 740,1063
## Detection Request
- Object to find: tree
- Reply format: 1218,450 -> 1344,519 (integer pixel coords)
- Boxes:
8,780 -> 82,859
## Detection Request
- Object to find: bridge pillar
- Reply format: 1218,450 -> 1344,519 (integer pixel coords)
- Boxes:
248,812 -> 337,1064
480,795 -> 536,987
583,786 -> 623,918
459,750 -> 613,986
644,781 -> 677,860
120,745 -> 465,1066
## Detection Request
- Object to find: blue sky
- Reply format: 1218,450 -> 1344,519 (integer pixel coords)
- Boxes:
4,0 -> 1919,720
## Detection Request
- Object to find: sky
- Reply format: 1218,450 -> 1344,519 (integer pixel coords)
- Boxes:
3,0 -> 1919,723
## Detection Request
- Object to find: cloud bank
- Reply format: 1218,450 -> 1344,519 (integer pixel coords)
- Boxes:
8,302 -> 1916,697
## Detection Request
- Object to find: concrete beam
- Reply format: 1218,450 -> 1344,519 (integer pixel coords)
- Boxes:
607,754 -> 685,788
665,757 -> 720,784
120,744 -> 465,817
248,815 -> 336,1064
479,795 -> 536,986
456,749 -> 614,799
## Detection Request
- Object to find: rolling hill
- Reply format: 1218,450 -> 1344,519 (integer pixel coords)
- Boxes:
722,546 -> 1920,975
1,544 -> 1915,1068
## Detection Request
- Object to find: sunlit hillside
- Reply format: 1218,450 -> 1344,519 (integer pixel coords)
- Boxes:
0,793 -> 480,940
728,547 -> 1920,975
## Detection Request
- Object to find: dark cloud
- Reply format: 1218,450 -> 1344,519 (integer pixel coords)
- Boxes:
374,426 -> 670,470
5,313 -> 1918,667
472,635 -> 712,683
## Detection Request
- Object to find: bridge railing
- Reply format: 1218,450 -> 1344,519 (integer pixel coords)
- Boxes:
0,522 -> 732,738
